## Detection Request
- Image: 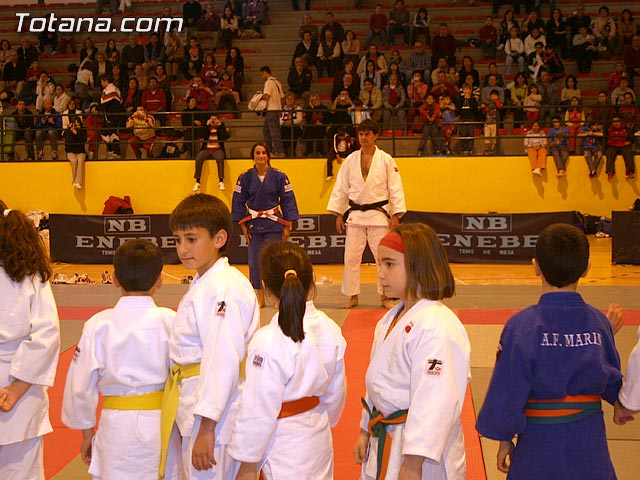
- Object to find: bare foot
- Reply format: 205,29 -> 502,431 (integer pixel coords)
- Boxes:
381,295 -> 397,310
256,289 -> 265,308
341,295 -> 359,309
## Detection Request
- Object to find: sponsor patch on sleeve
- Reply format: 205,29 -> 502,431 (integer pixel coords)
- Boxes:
284,184 -> 294,193
216,301 -> 226,316
234,185 -> 242,193
426,358 -> 443,376
252,353 -> 264,368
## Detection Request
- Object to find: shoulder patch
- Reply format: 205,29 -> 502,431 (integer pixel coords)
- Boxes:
426,358 -> 443,376
234,184 -> 242,193
284,184 -> 294,193
216,301 -> 226,316
252,353 -> 264,368
73,345 -> 81,361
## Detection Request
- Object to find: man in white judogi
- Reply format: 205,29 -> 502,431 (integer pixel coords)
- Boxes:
327,118 -> 406,309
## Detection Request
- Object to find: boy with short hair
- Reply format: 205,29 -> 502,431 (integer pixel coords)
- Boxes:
162,193 -> 260,480
547,116 -> 570,176
479,15 -> 498,58
577,119 -> 604,177
476,223 -> 623,480
481,90 -> 502,155
62,239 -> 181,480
439,93 -> 456,155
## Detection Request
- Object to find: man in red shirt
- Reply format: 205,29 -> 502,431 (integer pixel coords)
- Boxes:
141,77 -> 167,125
367,4 -> 388,47
605,116 -> 635,179
186,75 -> 215,112
479,16 -> 498,58
431,23 -> 457,69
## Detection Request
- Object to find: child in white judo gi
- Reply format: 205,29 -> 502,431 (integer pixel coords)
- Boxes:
62,239 -> 180,480
614,319 -> 640,425
0,205 -> 60,480
353,223 -> 471,480
162,193 -> 260,480
229,241 -> 347,480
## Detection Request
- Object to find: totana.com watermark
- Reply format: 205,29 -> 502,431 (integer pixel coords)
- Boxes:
16,13 -> 183,34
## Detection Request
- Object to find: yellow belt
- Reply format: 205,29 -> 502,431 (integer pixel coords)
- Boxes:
158,362 -> 201,480
103,390 -> 164,410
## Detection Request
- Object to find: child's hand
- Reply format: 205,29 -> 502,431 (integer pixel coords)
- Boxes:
81,428 -> 95,465
0,380 -> 31,412
353,430 -> 370,464
614,400 -> 637,425
398,455 -> 423,480
607,303 -> 623,334
192,417 -> 217,471
497,440 -> 514,473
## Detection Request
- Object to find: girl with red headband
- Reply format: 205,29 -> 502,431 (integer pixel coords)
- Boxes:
354,223 -> 471,480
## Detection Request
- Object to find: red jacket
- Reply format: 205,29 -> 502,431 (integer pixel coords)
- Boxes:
607,125 -> 630,148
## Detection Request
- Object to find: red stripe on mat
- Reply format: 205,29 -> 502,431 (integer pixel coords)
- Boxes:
333,308 -> 486,479
57,306 -> 107,320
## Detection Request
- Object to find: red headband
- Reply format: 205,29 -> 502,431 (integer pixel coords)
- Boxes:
379,231 -> 405,253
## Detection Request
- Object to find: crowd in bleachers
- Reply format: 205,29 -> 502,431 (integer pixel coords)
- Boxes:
0,0 -> 639,182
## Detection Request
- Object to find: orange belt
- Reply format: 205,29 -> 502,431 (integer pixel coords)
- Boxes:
525,394 -> 602,425
278,396 -> 320,419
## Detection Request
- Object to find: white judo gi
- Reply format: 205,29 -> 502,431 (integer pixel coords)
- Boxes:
171,257 -> 260,480
228,301 -> 347,479
62,296 -> 180,480
0,268 -> 60,480
360,300 -> 471,480
620,326 -> 640,411
327,146 -> 406,296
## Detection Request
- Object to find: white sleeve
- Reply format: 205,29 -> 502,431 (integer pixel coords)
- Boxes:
620,327 -> 640,411
9,280 -> 60,387
322,338 -> 347,427
385,155 -> 406,216
327,154 -> 353,214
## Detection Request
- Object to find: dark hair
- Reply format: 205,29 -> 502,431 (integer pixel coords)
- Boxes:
621,9 -> 633,21
259,65 -> 272,74
250,142 -> 271,165
0,208 -> 52,283
535,224 -> 589,288
113,239 -> 163,292
169,194 -> 232,252
565,74 -> 577,88
260,241 -> 313,342
100,73 -> 113,83
393,223 -> 455,301
357,118 -> 380,135
490,89 -> 500,96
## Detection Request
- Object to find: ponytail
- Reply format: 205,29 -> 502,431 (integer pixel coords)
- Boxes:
0,209 -> 52,283
278,272 -> 306,342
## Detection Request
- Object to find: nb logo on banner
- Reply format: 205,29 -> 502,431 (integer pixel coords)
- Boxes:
103,216 -> 152,234
461,215 -> 512,233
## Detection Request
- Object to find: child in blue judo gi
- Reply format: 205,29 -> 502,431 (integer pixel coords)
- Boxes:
476,223 -> 623,480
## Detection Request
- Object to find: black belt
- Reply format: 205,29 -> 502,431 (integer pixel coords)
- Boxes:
343,199 -> 390,222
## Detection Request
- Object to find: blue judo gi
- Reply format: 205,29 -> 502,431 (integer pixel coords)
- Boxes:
231,166 -> 299,288
476,292 -> 622,480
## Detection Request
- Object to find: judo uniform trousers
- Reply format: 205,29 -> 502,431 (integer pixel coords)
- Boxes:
231,166 -> 300,289
62,296 -> 180,480
0,269 -> 60,480
327,146 -> 406,297
620,326 -> 640,411
170,257 -> 260,480
228,301 -> 347,479
360,299 -> 471,480
476,292 -> 622,480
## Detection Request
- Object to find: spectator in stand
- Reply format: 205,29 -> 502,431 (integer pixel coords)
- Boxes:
225,0 -> 243,19
592,6 -> 616,55
132,64 -> 148,92
181,36 -> 204,81
220,7 -> 240,51
382,73 -> 406,131
588,91 -> 616,129
126,105 -> 156,159
605,116 -> 635,179
524,83 -> 542,127
430,57 -> 448,86
547,116 -> 570,175
388,61 -> 406,90
225,63 -> 243,101
388,0 -> 410,46
35,71 -> 54,112
618,10 -> 636,56
105,39 -> 120,67
623,36 -> 640,88
143,33 -> 166,77
301,93 -> 328,156
225,47 -> 245,75
186,75 -> 214,112
58,33 -> 77,57
260,65 -> 286,158
431,70 -> 458,101
37,31 -> 58,56
572,26 -> 597,74
499,10 -> 519,49
482,63 -> 504,88
316,30 -> 342,78
331,71 -> 359,102
0,39 -> 12,72
280,92 -> 304,157
358,77 -> 383,122
165,34 -> 185,81
618,93 -> 640,133
13,99 -> 36,160
288,57 -> 313,101
91,53 -> 112,82
481,74 -> 505,106
367,4 -> 388,47
577,119 -> 604,177
98,74 -> 123,159
1,50 -> 27,100
61,96 -> 82,131
64,117 -> 86,190
327,90 -> 354,137
122,77 -> 142,114
181,96 -> 207,157
193,113 -> 229,191
389,50 -> 406,78
479,16 -> 498,59
431,23 -> 456,69
543,44 -> 565,80
53,84 -> 71,115
292,31 -> 318,69
460,73 -> 481,101
74,61 -> 93,104
214,70 -> 240,110
141,77 -> 167,126
505,27 -> 526,75
560,74 -> 580,107
537,70 -> 558,126
439,93 -> 456,154
525,121 -> 547,176
333,58 -> 359,94
357,44 -> 388,80
524,27 -> 546,56
183,0 -> 203,32
84,102 -> 101,160
546,9 -> 568,58
17,37 -> 38,67
611,75 -> 635,106
407,71 -> 428,133
411,7 -> 431,46
121,34 -> 145,77
456,84 -> 479,155
244,0 -> 266,37
326,126 -> 356,180
299,13 -> 319,42
522,10 -> 546,36
567,4 -> 591,39
509,72 -> 529,127
458,56 -> 480,88
608,62 -> 626,92
405,41 -> 432,86
416,94 -> 441,155
199,3 -> 221,33
342,30 -> 361,69
200,53 -> 219,88
321,12 -> 345,43
481,89 -> 502,155
34,98 -> 61,160
79,37 -> 97,66
360,60 -> 382,90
